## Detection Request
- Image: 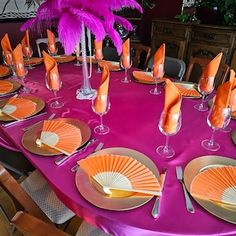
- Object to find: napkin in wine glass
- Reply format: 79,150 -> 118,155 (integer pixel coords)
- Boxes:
199,53 -> 223,93
42,51 -> 60,91
94,66 -> 110,113
12,44 -> 26,77
122,38 -> 130,68
1,33 -> 13,65
162,79 -> 182,134
209,81 -> 232,128
46,29 -> 57,54
94,40 -> 103,60
21,30 -> 30,55
153,43 -> 165,78
229,69 -> 236,113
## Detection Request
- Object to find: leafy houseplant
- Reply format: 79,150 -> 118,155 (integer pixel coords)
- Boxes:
195,0 -> 236,26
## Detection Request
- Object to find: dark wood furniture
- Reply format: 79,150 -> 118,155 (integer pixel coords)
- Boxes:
150,20 -> 236,71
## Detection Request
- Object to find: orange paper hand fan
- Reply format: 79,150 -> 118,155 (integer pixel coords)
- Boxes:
36,120 -> 82,156
190,166 -> 236,206
0,81 -> 13,94
0,96 -> 36,120
79,154 -> 161,196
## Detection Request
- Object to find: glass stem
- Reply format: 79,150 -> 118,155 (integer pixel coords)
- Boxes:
100,115 -> 104,129
209,129 -> 216,146
164,136 -> 170,152
154,78 -> 158,92
200,94 -> 205,107
53,91 -> 59,104
125,68 -> 128,81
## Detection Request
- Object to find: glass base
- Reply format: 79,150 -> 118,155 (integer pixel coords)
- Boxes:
156,145 -> 175,158
150,87 -> 161,95
220,126 -> 232,133
27,65 -> 35,70
20,86 -> 30,94
121,78 -> 131,83
194,103 -> 208,111
50,100 -> 64,109
201,139 -> 220,151
94,124 -> 110,135
76,88 -> 97,100
74,62 -> 81,66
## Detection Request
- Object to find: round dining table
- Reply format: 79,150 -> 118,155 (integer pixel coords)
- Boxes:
0,61 -> 236,236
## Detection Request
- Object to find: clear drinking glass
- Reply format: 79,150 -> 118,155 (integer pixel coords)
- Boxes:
150,64 -> 164,95
23,46 -> 34,69
45,73 -> 63,109
47,43 -> 58,57
15,63 -> 30,93
194,77 -> 214,111
202,106 -> 231,151
2,52 -> 16,78
120,56 -> 132,83
92,95 -> 111,135
156,111 -> 182,158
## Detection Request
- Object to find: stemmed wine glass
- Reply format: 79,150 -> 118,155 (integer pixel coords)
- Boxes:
2,52 -> 16,78
156,111 -> 182,158
194,77 -> 214,111
92,95 -> 111,135
45,72 -> 64,109
150,64 -> 164,95
22,46 -> 34,69
14,63 -> 30,93
120,55 -> 132,83
47,43 -> 58,57
201,106 -> 231,151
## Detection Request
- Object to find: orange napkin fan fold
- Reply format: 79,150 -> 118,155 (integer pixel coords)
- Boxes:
21,30 -> 30,56
209,81 -> 232,128
122,38 -> 130,68
46,29 -> 57,54
12,44 -> 26,77
94,40 -> 103,60
1,33 -> 13,65
42,51 -> 60,91
94,66 -> 110,113
162,79 -> 182,134
153,44 -> 165,78
229,69 -> 236,112
199,53 -> 223,93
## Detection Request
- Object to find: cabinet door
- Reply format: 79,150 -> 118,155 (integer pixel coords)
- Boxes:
231,49 -> 236,71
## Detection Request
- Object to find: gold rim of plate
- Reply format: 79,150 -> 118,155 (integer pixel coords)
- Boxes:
0,65 -> 11,78
231,129 -> 236,145
132,71 -> 166,85
76,56 -> 97,64
24,57 -> 43,66
75,147 -> 160,211
0,95 -> 45,121
54,55 -> 76,63
184,155 -> 236,224
99,60 -> 122,72
0,79 -> 21,95
22,118 -> 91,156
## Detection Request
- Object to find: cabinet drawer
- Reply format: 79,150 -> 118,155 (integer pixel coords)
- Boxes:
191,29 -> 234,45
152,22 -> 188,39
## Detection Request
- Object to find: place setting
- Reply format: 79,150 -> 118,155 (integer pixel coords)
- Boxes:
0,64 -> 11,78
0,79 -> 21,97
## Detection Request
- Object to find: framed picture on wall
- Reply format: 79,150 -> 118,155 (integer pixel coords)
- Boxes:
0,0 -> 43,21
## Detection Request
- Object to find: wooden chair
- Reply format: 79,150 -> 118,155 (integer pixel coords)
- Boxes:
131,43 -> 151,69
184,57 -> 230,89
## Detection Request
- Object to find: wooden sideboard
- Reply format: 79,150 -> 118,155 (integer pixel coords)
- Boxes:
150,19 -> 236,70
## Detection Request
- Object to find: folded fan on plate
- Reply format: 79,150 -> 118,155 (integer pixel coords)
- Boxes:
36,120 -> 82,156
174,83 -> 201,98
132,71 -> 166,83
0,80 -> 13,94
0,96 -> 36,120
190,166 -> 236,207
78,154 -> 161,197
98,60 -> 120,71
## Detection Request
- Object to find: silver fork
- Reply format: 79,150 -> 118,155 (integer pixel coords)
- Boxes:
176,166 -> 195,213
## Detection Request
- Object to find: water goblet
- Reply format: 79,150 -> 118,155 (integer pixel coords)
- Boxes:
194,77 -> 214,111
47,43 -> 58,57
2,52 -> 16,78
120,56 -> 132,83
156,111 -> 182,158
23,46 -> 34,69
150,64 -> 164,95
15,63 -> 30,93
92,95 -> 111,135
45,73 -> 64,109
201,106 -> 231,151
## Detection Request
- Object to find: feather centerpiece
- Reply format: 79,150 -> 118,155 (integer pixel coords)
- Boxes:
21,0 -> 142,55
36,120 -> 82,156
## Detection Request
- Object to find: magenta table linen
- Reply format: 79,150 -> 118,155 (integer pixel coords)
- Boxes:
1,63 -> 236,236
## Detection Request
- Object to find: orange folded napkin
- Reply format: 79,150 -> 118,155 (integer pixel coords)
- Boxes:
42,51 -> 60,91
46,29 -> 57,54
1,33 -> 13,65
153,44 -> 165,78
12,44 -> 26,77
0,80 -> 13,94
94,66 -> 110,113
162,79 -> 182,134
94,40 -> 103,60
199,53 -> 223,93
229,69 -> 236,112
209,81 -> 232,129
122,38 -> 130,68
21,30 -> 31,57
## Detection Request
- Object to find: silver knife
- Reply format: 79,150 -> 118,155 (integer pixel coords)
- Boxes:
71,142 -> 104,172
54,138 -> 97,166
2,111 -> 48,128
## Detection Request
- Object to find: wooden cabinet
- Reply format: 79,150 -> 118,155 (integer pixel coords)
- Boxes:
151,20 -> 236,70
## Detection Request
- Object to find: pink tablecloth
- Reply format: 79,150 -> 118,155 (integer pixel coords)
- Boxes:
1,62 -> 236,236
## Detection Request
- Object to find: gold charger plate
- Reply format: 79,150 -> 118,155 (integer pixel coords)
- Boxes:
75,147 -> 160,211
0,65 -> 11,78
77,56 -> 97,64
132,71 -> 166,85
184,155 -> 236,224
0,95 -> 45,122
0,79 -> 21,95
24,57 -> 43,66
22,118 -> 91,156
99,60 -> 121,72
231,129 -> 236,145
174,81 -> 201,98
54,55 -> 76,63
